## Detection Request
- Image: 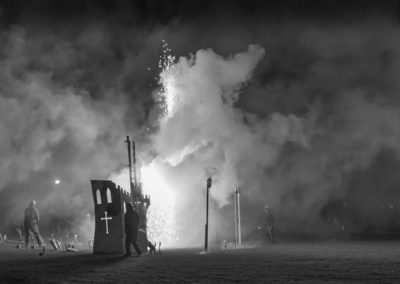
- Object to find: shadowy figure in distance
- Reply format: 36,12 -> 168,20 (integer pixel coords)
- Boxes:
264,205 -> 276,243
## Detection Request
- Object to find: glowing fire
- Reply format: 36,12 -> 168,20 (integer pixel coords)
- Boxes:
141,163 -> 178,247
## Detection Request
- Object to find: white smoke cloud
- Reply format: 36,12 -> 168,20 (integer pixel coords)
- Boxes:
0,27 -> 143,240
144,44 -> 310,245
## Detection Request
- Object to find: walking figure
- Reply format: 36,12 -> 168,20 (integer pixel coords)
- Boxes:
124,203 -> 142,257
264,205 -> 276,243
24,200 -> 45,250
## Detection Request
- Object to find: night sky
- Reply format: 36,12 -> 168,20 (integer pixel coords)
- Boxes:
1,0 -> 400,245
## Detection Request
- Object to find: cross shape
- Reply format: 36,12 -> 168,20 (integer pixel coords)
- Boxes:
100,211 -> 112,234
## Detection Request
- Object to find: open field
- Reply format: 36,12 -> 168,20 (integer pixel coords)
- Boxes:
1,240 -> 400,283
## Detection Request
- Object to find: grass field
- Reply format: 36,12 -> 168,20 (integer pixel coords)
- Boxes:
1,240 -> 400,283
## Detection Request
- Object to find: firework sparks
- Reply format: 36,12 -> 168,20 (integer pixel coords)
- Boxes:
141,162 -> 179,247
157,40 -> 178,119
139,41 -> 181,247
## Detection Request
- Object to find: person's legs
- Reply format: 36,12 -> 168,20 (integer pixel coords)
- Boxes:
31,223 -> 44,247
270,227 -> 276,243
131,231 -> 142,256
24,222 -> 31,247
132,240 -> 142,256
266,227 -> 271,243
125,237 -> 132,256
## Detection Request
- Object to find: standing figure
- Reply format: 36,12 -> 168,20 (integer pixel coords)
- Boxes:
16,227 -> 23,249
24,200 -> 45,248
124,202 -> 142,257
148,241 -> 156,254
264,205 -> 276,243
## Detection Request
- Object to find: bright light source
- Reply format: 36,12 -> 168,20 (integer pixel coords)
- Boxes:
141,162 -> 178,247
54,179 -> 61,185
142,164 -> 175,207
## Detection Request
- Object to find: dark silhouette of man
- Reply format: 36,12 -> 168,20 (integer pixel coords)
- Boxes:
124,202 -> 142,257
264,205 -> 276,243
24,200 -> 45,248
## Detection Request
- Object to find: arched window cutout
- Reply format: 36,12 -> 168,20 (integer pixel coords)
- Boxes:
123,201 -> 126,213
96,190 -> 102,205
106,188 -> 112,203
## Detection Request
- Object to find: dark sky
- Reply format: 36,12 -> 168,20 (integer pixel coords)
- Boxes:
1,0 -> 399,24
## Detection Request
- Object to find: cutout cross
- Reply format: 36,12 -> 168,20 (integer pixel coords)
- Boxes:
101,211 -> 112,234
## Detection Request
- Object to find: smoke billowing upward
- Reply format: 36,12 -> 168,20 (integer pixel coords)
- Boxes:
148,44 -> 313,245
0,23 -> 155,238
1,1 -> 400,245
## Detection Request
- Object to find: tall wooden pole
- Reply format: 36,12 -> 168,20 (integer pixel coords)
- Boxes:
132,141 -> 137,189
125,136 -> 133,195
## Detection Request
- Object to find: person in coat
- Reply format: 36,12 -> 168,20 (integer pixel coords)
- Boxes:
264,205 -> 276,243
24,200 -> 45,248
124,202 -> 142,256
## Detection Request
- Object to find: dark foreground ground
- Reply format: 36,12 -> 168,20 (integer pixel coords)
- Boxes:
1,240 -> 400,283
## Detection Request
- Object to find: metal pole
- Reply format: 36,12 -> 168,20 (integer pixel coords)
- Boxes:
234,189 -> 237,248
132,141 -> 137,189
237,186 -> 242,246
205,186 -> 209,251
125,136 -> 133,195
205,178 -> 212,251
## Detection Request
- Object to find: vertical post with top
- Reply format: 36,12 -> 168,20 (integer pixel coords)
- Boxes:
234,188 -> 237,247
132,141 -> 137,189
205,177 -> 212,251
125,136 -> 133,195
236,186 -> 241,246
234,186 -> 242,247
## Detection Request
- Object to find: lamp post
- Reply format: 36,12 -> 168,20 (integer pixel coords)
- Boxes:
205,177 -> 212,251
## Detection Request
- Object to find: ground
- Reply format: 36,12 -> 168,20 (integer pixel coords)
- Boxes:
1,240 -> 400,283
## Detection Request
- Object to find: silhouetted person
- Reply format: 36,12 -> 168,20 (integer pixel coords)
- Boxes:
124,203 -> 142,257
264,205 -> 276,243
24,200 -> 45,248
148,241 -> 156,254
13,221 -> 24,249
16,228 -> 22,248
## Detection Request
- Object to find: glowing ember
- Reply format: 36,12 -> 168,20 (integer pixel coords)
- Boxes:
141,163 -> 178,247
54,179 -> 61,185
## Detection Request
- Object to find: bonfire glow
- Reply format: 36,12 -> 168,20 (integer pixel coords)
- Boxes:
141,163 -> 178,247
141,163 -> 175,207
